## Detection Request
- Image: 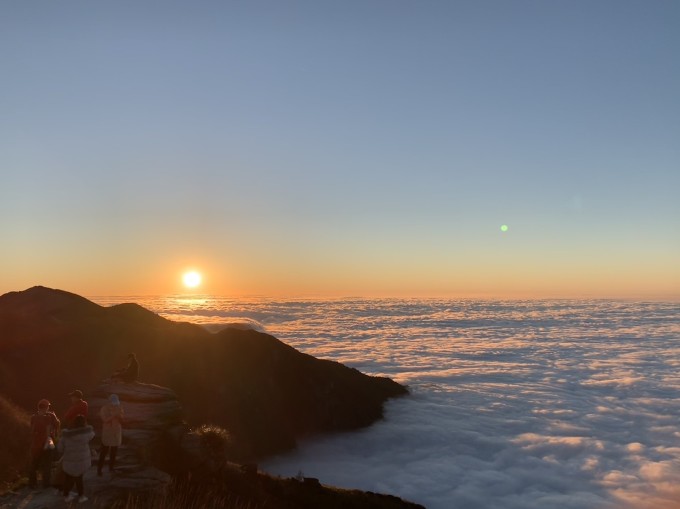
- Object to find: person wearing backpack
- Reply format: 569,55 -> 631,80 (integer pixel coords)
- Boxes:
28,399 -> 60,489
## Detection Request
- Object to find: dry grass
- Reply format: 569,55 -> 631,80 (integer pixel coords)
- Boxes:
0,394 -> 30,494
110,479 -> 261,509
194,424 -> 231,453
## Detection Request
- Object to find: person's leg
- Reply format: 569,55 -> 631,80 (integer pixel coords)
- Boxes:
28,455 -> 39,488
40,449 -> 52,488
98,446 -> 109,475
109,446 -> 117,471
75,475 -> 84,497
62,474 -> 75,497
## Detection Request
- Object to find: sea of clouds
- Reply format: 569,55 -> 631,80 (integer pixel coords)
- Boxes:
93,296 -> 680,509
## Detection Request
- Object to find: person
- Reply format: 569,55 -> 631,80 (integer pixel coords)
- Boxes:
28,399 -> 60,489
58,414 -> 94,503
98,394 -> 124,476
112,353 -> 139,383
63,390 -> 88,428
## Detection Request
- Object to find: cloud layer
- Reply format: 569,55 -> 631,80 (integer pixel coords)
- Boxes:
95,297 -> 680,509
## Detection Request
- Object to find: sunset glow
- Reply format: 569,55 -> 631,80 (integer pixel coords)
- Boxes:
0,2 -> 677,301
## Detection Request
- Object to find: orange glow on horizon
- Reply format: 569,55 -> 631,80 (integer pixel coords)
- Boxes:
1,250 -> 678,301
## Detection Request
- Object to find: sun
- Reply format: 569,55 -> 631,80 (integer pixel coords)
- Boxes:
182,271 -> 202,288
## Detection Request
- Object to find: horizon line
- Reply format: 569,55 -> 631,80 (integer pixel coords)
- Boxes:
3,285 -> 678,303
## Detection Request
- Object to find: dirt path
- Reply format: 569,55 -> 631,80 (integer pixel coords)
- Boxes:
0,466 -> 169,509
1,484 -> 95,509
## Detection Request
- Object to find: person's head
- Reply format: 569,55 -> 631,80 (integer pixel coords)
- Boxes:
73,414 -> 86,428
68,389 -> 83,403
109,394 -> 120,406
37,399 -> 50,413
127,353 -> 136,360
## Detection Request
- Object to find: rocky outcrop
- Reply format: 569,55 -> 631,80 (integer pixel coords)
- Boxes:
89,381 -> 184,467
84,381 -> 184,506
0,382 -> 180,508
0,286 -> 408,460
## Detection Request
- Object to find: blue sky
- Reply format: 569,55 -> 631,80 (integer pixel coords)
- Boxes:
1,1 -> 678,297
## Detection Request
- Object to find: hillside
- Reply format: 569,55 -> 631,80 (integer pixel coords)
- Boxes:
0,286 -> 407,459
0,394 -> 30,492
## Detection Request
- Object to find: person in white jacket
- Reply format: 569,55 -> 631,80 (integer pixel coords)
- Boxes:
58,414 -> 94,503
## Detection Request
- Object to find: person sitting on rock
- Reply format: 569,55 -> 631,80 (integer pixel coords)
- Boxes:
58,414 -> 94,503
98,394 -> 124,476
63,390 -> 88,429
28,399 -> 60,489
111,353 -> 139,383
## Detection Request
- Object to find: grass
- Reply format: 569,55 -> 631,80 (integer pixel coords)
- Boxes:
111,478 -> 261,509
0,394 -> 30,495
111,462 -> 422,509
194,424 -> 231,453
110,425 -> 258,508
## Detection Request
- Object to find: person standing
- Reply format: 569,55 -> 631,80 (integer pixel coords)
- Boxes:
58,414 -> 94,503
98,394 -> 124,476
63,390 -> 88,428
28,399 -> 60,489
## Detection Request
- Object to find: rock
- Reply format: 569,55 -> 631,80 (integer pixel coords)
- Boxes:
303,477 -> 321,488
0,382 -> 179,508
88,381 -> 185,468
78,382 -> 180,506
90,382 -> 183,431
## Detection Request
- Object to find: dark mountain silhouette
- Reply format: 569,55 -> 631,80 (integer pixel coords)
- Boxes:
0,286 -> 407,459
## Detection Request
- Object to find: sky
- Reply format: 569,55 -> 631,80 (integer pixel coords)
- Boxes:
1,1 -> 679,299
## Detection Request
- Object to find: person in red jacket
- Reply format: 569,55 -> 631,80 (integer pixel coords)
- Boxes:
28,399 -> 60,489
63,390 -> 88,428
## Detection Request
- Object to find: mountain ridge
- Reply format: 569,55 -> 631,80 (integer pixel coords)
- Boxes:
0,286 -> 408,460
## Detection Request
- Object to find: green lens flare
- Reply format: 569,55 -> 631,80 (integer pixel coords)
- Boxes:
500,224 -> 509,232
